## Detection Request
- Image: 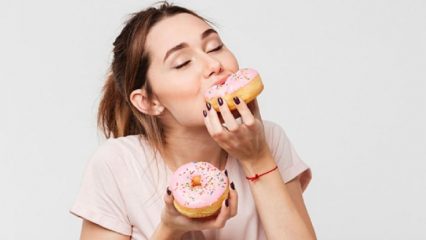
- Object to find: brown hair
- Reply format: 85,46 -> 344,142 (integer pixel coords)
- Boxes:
97,2 -> 209,150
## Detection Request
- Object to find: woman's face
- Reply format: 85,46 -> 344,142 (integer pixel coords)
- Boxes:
145,13 -> 239,127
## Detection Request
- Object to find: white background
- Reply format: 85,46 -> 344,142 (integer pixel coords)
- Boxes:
1,0 -> 425,239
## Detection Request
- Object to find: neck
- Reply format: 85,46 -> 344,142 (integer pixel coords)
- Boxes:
160,125 -> 227,172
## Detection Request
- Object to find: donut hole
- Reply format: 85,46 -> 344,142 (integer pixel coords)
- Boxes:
191,175 -> 202,188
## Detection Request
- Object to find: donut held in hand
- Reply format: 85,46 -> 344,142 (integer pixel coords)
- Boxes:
169,162 -> 229,218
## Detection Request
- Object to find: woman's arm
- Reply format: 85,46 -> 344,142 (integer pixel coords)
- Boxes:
203,98 -> 316,239
150,222 -> 185,240
241,153 -> 317,240
80,220 -> 130,240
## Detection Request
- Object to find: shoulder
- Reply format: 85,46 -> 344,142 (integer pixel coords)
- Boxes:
263,120 -> 284,134
262,120 -> 290,148
262,120 -> 295,165
98,134 -> 147,154
262,120 -> 312,188
88,134 -> 151,169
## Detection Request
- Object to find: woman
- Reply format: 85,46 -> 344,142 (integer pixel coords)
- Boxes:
70,2 -> 316,239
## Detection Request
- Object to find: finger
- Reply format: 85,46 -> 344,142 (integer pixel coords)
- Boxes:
206,101 -> 227,135
211,197 -> 231,229
217,97 -> 239,132
164,187 -> 178,215
233,96 -> 256,127
203,109 -> 215,135
250,99 -> 262,120
229,182 -> 238,217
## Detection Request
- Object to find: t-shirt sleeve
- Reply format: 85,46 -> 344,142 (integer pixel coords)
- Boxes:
264,121 -> 312,191
69,141 -> 132,236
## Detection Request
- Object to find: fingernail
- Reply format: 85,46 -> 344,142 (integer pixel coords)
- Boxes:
233,96 -> 240,105
218,97 -> 223,106
230,182 -> 235,190
203,110 -> 207,117
225,199 -> 229,207
166,187 -> 171,195
224,170 -> 228,177
206,102 -> 211,111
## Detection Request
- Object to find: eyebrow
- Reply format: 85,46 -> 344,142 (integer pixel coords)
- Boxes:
163,28 -> 219,63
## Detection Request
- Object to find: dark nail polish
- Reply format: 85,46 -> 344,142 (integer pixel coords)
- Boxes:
224,170 -> 228,177
230,182 -> 235,190
166,187 -> 171,195
233,96 -> 240,105
206,102 -> 211,110
218,97 -> 223,106
203,110 -> 207,117
225,199 -> 229,207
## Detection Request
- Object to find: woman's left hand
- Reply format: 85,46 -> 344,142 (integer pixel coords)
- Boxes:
203,97 -> 270,164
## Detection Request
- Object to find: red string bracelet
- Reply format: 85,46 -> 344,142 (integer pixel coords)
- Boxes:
245,165 -> 278,182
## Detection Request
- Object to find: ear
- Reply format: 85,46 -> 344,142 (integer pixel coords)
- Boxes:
130,89 -> 165,116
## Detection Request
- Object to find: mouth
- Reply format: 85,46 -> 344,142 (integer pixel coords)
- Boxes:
212,74 -> 232,88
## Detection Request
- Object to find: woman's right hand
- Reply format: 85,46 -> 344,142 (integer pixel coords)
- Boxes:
160,182 -> 238,236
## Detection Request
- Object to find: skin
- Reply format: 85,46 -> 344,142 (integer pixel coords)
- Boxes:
131,13 -> 240,173
80,13 -> 316,240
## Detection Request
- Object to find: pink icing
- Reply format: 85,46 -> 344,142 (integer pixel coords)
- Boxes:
169,162 -> 228,208
204,68 -> 259,99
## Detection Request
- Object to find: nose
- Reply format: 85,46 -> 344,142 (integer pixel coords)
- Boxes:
202,54 -> 223,78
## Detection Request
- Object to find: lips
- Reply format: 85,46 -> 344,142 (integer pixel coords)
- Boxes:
212,74 -> 232,88
204,73 -> 234,99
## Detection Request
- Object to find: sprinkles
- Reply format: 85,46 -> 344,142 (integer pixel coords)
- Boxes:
169,161 -> 229,208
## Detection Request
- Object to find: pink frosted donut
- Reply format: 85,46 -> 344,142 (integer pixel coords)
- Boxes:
169,161 -> 229,218
205,68 -> 264,111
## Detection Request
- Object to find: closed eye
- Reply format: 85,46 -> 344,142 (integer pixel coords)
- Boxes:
174,60 -> 190,69
174,44 -> 223,69
208,44 -> 223,53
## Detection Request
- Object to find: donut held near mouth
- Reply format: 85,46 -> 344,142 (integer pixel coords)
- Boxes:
205,68 -> 264,111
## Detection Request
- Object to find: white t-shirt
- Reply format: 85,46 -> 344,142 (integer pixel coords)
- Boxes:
70,120 -> 312,239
